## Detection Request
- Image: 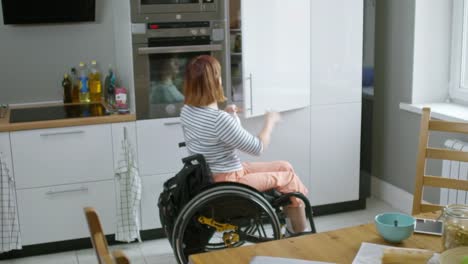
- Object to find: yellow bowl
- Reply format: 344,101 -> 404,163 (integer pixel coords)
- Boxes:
440,247 -> 468,264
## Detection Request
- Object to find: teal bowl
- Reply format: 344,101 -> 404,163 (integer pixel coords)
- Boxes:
374,212 -> 415,243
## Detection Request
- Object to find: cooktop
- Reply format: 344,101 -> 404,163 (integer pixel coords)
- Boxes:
9,103 -> 108,123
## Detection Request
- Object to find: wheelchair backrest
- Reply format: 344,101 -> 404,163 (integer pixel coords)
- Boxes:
157,154 -> 213,241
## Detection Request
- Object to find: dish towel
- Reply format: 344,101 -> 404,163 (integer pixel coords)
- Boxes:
0,152 -> 22,253
115,131 -> 142,243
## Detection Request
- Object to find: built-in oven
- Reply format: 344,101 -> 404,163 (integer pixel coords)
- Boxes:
131,0 -> 221,23
132,21 -> 228,120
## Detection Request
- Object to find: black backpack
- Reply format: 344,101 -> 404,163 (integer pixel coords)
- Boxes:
157,154 -> 213,243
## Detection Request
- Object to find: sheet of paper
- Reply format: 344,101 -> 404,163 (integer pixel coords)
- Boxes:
352,242 -> 440,264
250,256 -> 335,264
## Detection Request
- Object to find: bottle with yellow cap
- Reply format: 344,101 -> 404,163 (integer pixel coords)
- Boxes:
88,60 -> 102,102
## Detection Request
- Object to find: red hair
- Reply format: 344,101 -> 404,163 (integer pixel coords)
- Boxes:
184,55 -> 226,106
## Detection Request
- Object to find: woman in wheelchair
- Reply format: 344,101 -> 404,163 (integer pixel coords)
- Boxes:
180,55 -> 310,234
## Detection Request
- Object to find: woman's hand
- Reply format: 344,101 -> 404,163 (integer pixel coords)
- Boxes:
225,104 -> 241,114
258,111 -> 281,150
265,111 -> 281,126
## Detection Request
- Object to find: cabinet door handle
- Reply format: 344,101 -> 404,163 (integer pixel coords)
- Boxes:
40,130 -> 85,137
245,73 -> 253,114
46,187 -> 88,196
164,121 -> 181,126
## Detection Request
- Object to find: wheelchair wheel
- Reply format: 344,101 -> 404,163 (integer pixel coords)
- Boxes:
172,183 -> 282,264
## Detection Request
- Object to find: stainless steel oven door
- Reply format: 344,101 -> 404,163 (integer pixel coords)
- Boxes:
133,43 -> 224,120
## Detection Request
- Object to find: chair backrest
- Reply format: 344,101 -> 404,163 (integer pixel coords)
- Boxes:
412,108 -> 468,215
84,207 -> 130,264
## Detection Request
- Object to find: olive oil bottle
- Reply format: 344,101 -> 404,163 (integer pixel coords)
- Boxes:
89,60 -> 102,102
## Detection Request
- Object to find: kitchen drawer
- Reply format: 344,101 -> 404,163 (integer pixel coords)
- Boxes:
17,180 -> 116,245
11,124 -> 114,189
141,174 -> 173,230
136,118 -> 186,176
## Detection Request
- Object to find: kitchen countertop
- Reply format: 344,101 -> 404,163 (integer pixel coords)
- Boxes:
0,103 -> 136,132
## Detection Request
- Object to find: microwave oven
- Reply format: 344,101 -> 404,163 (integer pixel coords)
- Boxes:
131,0 -> 222,23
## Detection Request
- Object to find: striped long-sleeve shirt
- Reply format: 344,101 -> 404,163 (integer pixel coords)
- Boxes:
180,105 -> 263,173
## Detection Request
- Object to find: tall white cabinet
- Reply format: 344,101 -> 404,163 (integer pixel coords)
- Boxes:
309,0 -> 363,205
236,0 -> 362,206
228,0 -> 310,118
238,0 -> 310,117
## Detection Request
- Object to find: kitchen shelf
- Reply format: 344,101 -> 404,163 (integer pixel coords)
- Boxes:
230,28 -> 242,33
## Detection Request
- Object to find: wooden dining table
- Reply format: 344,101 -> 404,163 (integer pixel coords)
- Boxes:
189,211 -> 443,264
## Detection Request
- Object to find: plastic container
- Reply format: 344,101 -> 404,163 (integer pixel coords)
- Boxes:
78,62 -> 90,103
115,87 -> 129,114
442,204 -> 468,250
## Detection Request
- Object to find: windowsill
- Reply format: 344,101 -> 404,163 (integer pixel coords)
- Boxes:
400,102 -> 468,122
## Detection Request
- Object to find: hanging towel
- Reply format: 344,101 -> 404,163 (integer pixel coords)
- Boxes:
115,129 -> 142,243
0,152 -> 21,253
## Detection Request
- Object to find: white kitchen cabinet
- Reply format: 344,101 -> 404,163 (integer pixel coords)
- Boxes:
136,118 -> 186,176
17,180 -> 116,245
310,0 -> 363,105
228,0 -> 311,118
140,174 -> 173,230
111,122 -> 138,171
11,124 -> 114,189
237,108 -> 311,191
309,103 -> 361,206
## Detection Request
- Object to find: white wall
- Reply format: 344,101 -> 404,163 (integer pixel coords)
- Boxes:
374,0 -> 453,203
373,0 -> 415,191
411,0 -> 452,104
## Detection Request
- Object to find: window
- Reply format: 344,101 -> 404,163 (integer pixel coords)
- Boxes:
450,0 -> 468,102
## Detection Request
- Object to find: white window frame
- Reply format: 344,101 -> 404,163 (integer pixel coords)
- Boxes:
450,0 -> 468,103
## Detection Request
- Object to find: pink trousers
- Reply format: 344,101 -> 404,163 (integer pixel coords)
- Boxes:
213,161 -> 309,207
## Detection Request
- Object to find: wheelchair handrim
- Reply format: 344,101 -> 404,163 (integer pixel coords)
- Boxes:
172,185 -> 281,264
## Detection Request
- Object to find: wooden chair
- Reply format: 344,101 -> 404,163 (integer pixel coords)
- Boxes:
412,108 -> 468,215
84,207 -> 130,264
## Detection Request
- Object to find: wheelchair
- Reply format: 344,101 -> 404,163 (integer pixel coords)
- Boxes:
165,144 -> 317,264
